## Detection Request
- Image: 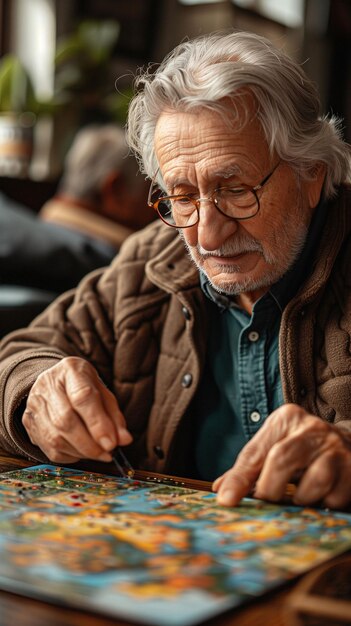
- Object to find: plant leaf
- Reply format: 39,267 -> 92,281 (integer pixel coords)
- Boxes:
0,54 -> 36,112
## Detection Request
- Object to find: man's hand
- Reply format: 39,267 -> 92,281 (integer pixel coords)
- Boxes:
22,356 -> 132,463
213,404 -> 351,510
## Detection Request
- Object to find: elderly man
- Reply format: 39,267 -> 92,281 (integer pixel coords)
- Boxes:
0,31 -> 350,510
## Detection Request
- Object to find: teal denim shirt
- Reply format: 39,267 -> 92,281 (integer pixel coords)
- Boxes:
195,199 -> 327,481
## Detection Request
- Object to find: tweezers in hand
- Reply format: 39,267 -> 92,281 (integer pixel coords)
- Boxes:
112,447 -> 135,478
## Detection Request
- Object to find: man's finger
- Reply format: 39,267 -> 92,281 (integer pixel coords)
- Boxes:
253,432 -> 322,501
214,442 -> 264,506
290,452 -> 337,505
47,402 -> 113,461
213,405 -> 316,506
65,371 -> 119,451
97,380 -> 133,446
324,467 -> 351,509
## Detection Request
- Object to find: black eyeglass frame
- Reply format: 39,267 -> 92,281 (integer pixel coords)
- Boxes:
147,161 -> 281,228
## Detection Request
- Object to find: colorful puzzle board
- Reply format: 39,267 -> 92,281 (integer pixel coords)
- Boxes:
0,464 -> 350,626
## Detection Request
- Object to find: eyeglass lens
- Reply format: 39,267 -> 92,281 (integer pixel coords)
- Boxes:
155,187 -> 259,227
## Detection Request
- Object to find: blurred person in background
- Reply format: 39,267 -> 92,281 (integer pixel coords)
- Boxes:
0,124 -> 151,295
40,123 -> 152,250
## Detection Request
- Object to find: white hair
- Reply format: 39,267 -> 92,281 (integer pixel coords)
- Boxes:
127,30 -> 351,198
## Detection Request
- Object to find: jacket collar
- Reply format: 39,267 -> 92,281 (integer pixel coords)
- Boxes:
146,230 -> 199,293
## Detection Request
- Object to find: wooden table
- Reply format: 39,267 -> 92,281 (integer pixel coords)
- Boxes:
0,448 -> 313,626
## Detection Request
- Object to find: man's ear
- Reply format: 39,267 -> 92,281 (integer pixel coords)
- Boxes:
99,170 -> 132,223
305,162 -> 327,208
100,171 -> 122,197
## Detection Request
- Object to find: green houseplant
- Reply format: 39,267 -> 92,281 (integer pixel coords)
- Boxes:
47,19 -> 133,173
53,19 -> 132,128
0,54 -> 57,177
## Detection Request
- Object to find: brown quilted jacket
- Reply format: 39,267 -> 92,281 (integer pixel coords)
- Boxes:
0,185 -> 350,473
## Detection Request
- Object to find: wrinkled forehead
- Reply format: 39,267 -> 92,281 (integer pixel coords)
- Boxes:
154,97 -> 269,188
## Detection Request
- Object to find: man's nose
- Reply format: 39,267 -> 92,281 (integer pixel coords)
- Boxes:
195,196 -> 220,223
196,198 -> 239,250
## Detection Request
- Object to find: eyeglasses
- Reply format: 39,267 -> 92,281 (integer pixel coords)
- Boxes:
148,161 -> 281,228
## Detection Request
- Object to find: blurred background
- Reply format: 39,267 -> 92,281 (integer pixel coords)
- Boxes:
0,0 -> 349,200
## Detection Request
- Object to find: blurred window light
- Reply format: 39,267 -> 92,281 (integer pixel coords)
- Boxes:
231,0 -> 305,28
11,0 -> 56,98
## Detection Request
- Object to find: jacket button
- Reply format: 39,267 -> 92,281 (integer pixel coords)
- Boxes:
181,373 -> 193,388
153,445 -> 165,459
182,306 -> 191,320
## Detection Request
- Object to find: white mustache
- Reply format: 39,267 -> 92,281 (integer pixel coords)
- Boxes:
197,237 -> 264,259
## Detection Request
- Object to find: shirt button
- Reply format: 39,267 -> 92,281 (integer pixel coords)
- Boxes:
249,411 -> 261,423
182,306 -> 191,320
153,445 -> 165,459
181,373 -> 193,388
248,331 -> 260,342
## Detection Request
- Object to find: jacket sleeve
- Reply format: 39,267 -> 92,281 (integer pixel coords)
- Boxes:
0,262 -> 119,460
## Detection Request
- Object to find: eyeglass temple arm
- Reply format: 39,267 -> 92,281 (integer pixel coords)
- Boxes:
254,160 -> 281,191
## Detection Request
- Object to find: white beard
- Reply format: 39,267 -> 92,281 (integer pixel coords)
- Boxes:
180,221 -> 308,296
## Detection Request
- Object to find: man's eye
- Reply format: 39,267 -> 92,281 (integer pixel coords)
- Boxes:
173,196 -> 193,206
218,187 -> 247,197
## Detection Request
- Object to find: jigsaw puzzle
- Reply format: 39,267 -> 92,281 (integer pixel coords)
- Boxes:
0,464 -> 350,626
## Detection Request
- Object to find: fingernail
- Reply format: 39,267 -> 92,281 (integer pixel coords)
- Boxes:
98,452 -> 113,462
99,436 -> 115,451
217,490 -> 235,506
119,427 -> 133,444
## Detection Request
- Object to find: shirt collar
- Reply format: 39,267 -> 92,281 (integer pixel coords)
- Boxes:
200,197 -> 328,312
